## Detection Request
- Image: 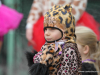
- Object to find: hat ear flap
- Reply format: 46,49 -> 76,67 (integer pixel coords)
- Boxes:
64,4 -> 72,13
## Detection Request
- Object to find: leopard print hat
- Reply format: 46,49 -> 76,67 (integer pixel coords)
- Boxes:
44,4 -> 76,43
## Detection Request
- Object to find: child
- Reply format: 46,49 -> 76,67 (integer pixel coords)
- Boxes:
26,4 -> 82,75
75,26 -> 100,75
26,0 -> 87,52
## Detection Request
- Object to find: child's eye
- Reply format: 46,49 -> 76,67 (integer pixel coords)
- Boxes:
44,28 -> 47,31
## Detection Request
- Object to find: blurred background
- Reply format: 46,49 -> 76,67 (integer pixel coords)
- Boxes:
0,0 -> 100,75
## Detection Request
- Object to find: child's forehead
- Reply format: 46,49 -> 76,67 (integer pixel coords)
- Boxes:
44,27 -> 59,31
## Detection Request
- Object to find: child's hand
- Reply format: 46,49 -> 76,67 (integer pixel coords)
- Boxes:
26,28 -> 36,46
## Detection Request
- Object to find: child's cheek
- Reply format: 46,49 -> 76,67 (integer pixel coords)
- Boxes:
54,34 -> 59,40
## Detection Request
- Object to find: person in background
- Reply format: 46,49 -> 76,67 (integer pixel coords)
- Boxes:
75,26 -> 100,75
0,0 -> 23,51
26,0 -> 87,52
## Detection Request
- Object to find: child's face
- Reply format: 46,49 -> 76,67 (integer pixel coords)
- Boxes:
77,43 -> 84,57
44,28 -> 62,42
77,43 -> 90,61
